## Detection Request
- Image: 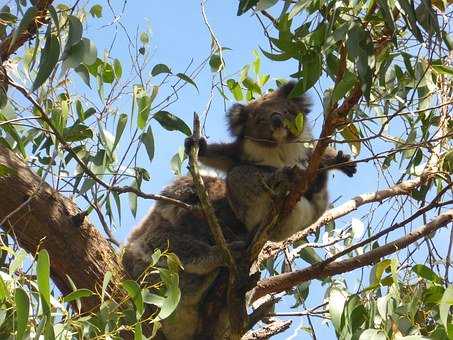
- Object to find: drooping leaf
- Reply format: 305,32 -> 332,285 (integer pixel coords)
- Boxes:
113,58 -> 122,78
74,64 -> 91,88
101,271 -> 112,302
113,113 -> 127,150
412,264 -> 443,284
122,280 -> 144,318
64,15 -> 83,51
14,288 -> 29,340
237,0 -> 259,15
340,123 -> 361,156
176,73 -> 198,92
154,111 -> 191,136
36,249 -> 51,312
140,126 -> 155,163
32,29 -> 60,90
63,288 -> 94,302
9,7 -> 37,52
151,63 -> 172,76
439,285 -> 453,331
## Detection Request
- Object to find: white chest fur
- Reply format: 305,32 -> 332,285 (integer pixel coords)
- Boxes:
242,127 -> 313,169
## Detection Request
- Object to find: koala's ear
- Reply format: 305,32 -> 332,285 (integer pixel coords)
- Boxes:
227,103 -> 248,136
276,81 -> 311,114
276,81 -> 297,97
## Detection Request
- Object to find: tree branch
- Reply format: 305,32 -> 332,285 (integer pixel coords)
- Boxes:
187,112 -> 245,338
0,144 -> 128,312
257,170 -> 435,265
0,0 -> 54,62
251,210 -> 453,301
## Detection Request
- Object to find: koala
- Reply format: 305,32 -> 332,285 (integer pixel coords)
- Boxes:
122,176 -> 248,339
187,81 -> 356,241
122,81 -> 356,339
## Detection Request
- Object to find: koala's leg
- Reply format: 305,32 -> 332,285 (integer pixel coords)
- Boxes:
226,165 -> 276,231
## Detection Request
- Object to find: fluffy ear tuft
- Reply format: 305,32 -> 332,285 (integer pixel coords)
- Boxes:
227,103 -> 248,136
276,81 -> 297,97
276,81 -> 311,114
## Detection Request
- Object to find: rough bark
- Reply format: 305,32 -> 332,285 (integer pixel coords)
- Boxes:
0,0 -> 54,62
0,144 -> 128,312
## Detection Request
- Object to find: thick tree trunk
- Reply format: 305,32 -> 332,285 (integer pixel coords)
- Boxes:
0,145 -> 128,311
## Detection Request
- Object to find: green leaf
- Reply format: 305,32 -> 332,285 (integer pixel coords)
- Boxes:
155,268 -> 181,320
129,180 -> 138,217
412,264 -> 443,284
176,73 -> 198,92
122,280 -> 144,318
101,271 -> 112,303
298,246 -> 322,265
154,111 -> 191,136
151,63 -> 172,76
62,124 -> 93,142
63,288 -> 94,302
260,48 -> 292,61
226,79 -> 243,101
74,64 -> 91,88
398,0 -> 423,42
37,249 -> 51,312
377,0 -> 395,33
440,285 -> 453,331
140,31 -> 149,44
243,77 -> 262,95
140,126 -> 155,163
9,7 -> 37,52
329,286 -> 348,331
170,148 -> 185,176
331,72 -> 357,103
9,248 -> 27,275
237,0 -> 259,15
64,15 -> 83,51
14,288 -> 29,340
293,52 -> 322,94
32,30 -> 60,91
113,58 -> 122,78
113,113 -> 127,150
209,54 -> 223,73
340,123 -> 361,157
98,124 -> 115,155
358,329 -> 386,340
256,0 -> 278,11
64,38 -> 97,68
89,4 -> 103,18
134,323 -> 143,340
431,64 -> 453,76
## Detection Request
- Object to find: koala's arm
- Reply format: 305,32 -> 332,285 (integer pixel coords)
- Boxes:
320,146 -> 357,177
185,137 -> 241,172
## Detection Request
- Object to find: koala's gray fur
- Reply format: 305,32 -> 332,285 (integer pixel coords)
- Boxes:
193,81 -> 356,240
122,176 -> 247,339
122,81 -> 356,339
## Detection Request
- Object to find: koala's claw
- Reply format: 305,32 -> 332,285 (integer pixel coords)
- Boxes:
335,151 -> 357,177
184,136 -> 207,156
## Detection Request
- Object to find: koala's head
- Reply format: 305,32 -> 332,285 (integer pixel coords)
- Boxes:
227,81 -> 311,145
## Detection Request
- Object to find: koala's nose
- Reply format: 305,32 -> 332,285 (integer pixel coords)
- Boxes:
271,113 -> 284,129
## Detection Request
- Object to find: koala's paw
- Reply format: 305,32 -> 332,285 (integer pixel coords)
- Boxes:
184,136 -> 207,156
335,151 -> 357,177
